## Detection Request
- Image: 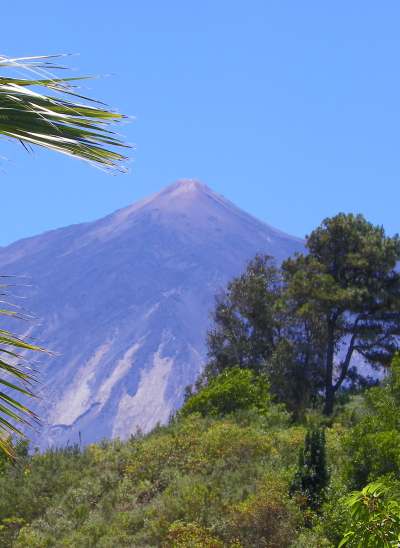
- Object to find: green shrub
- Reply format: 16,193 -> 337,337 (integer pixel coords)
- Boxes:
180,368 -> 271,418
163,520 -> 224,547
343,356 -> 400,488
339,482 -> 400,547
225,475 -> 301,547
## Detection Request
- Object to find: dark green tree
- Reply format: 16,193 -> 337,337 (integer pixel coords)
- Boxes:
283,213 -> 400,415
205,255 -> 282,378
267,337 -> 324,418
204,255 -> 323,415
290,428 -> 329,511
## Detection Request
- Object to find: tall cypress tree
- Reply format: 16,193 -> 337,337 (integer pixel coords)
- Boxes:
290,428 -> 329,511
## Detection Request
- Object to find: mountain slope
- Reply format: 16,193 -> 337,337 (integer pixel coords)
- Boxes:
0,180 -> 304,448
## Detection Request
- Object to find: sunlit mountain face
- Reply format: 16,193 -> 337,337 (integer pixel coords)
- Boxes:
0,180 -> 304,449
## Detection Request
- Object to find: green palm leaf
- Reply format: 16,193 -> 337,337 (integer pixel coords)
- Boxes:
0,299 -> 46,458
0,54 -> 130,170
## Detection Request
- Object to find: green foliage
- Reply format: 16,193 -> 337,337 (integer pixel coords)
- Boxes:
204,255 -> 322,416
206,254 -> 282,377
268,338 -> 323,419
339,482 -> 400,547
283,213 -> 400,415
0,412 -> 305,547
163,521 -> 224,547
290,428 -> 329,511
2,386 -> 398,546
204,214 -> 400,419
0,282 -> 47,457
0,55 -> 129,170
344,355 -> 400,488
294,529 -> 334,547
226,474 -> 301,547
180,368 -> 271,418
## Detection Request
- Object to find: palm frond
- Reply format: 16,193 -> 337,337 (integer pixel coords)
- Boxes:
0,280 -> 46,458
0,55 -> 130,171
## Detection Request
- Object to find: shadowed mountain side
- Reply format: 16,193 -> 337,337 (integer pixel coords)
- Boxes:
0,180 -> 304,448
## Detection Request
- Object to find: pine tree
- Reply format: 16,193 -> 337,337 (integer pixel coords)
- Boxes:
283,213 -> 400,415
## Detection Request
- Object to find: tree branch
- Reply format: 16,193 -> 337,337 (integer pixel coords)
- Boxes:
333,315 -> 361,392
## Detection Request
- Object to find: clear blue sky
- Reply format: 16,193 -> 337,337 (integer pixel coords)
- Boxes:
1,2 -> 400,244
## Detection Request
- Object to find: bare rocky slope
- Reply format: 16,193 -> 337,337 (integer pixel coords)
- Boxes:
0,180 -> 304,448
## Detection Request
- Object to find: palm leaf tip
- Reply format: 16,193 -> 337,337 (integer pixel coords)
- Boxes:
0,54 -> 131,171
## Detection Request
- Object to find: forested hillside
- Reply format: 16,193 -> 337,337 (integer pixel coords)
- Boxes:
1,363 -> 400,546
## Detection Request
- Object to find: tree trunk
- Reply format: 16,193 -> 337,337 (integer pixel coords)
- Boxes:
323,322 -> 335,416
323,385 -> 335,415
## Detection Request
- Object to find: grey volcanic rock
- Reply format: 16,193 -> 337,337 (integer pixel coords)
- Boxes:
0,180 -> 304,448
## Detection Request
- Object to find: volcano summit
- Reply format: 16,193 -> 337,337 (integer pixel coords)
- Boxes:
0,180 -> 304,448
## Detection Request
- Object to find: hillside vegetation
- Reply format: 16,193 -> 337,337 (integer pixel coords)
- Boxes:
0,360 -> 400,546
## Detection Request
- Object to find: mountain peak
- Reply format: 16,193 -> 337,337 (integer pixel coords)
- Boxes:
157,179 -> 213,200
121,179 -> 212,214
116,179 -> 218,220
72,178 -> 303,249
167,179 -> 208,192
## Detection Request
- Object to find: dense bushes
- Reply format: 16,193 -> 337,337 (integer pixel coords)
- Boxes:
226,475 -> 301,547
0,411 -> 302,547
2,369 -> 400,545
180,368 -> 272,418
0,410 -> 304,547
343,355 -> 400,488
163,521 -> 224,547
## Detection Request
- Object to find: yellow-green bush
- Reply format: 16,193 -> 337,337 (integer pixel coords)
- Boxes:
163,521 -> 224,547
225,475 -> 301,547
180,368 -> 271,418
